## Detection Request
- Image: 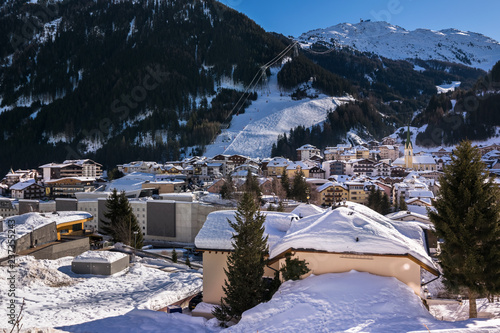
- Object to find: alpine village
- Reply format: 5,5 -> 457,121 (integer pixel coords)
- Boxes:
0,0 -> 500,332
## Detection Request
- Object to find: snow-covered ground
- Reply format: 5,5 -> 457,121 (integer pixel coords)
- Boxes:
437,81 -> 461,94
1,255 -> 499,332
0,255 -> 202,331
204,67 -> 353,158
389,125 -> 500,155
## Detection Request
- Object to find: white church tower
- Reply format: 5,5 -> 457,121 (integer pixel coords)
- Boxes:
404,125 -> 413,169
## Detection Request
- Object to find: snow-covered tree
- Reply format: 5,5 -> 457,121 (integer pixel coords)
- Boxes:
212,192 -> 269,326
429,141 -> 500,318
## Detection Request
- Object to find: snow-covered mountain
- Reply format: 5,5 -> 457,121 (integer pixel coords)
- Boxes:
297,21 -> 500,71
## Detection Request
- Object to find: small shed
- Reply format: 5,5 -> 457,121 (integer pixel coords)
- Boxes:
72,251 -> 129,275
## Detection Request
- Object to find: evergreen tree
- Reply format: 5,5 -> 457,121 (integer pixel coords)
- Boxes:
280,253 -> 310,281
280,168 -> 291,198
277,200 -> 285,212
367,187 -> 376,209
185,256 -> 191,268
212,192 -> 269,326
380,192 -> 391,215
220,176 -> 234,200
172,248 -> 178,263
429,141 -> 500,318
399,197 -> 408,211
291,169 -> 309,202
101,189 -> 143,248
244,172 -> 262,202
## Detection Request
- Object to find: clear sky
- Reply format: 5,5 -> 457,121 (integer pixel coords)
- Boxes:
219,0 -> 500,42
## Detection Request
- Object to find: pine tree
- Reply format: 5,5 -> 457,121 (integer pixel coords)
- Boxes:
220,176 -> 234,200
280,253 -> 310,281
380,192 -> 391,215
277,200 -> 285,212
172,248 -> 178,263
429,141 -> 500,318
244,172 -> 262,202
399,197 -> 408,211
212,192 -> 269,325
291,169 -> 308,202
185,256 -> 191,268
280,168 -> 291,198
101,189 -> 143,248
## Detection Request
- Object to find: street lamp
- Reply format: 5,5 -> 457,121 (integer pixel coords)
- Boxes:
133,231 -> 138,251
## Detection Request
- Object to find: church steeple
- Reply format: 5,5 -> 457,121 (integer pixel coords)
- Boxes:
405,124 -> 413,149
404,124 -> 413,169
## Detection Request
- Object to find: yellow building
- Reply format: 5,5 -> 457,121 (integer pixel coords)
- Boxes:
53,213 -> 93,240
266,157 -> 290,177
317,182 -> 348,206
345,181 -> 368,204
286,162 -> 310,179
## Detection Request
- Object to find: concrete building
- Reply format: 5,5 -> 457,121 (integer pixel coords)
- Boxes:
72,251 -> 130,275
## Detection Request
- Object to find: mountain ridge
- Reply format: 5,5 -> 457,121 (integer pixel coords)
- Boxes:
297,21 -> 500,71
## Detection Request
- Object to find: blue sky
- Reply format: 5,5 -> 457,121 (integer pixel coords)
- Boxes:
219,0 -> 500,42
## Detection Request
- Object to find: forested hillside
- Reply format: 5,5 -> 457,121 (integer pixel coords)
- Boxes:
0,0 -> 351,174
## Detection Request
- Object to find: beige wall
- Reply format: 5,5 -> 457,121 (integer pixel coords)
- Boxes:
203,251 -> 229,305
203,250 -> 424,306
202,251 -> 278,305
279,252 -> 423,295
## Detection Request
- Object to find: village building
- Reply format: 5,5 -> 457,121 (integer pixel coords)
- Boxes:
195,202 -> 438,307
296,144 -> 321,161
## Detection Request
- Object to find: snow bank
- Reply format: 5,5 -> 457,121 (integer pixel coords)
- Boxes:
0,258 -> 202,329
290,203 -> 325,218
57,309 -> 214,333
227,271 -> 486,332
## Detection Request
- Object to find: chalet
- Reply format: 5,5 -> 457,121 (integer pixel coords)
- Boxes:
296,144 -> 320,161
286,161 -> 310,179
316,182 -> 348,206
372,162 -> 392,177
195,203 -> 438,307
4,169 -> 39,187
10,179 -> 45,199
266,157 -> 290,177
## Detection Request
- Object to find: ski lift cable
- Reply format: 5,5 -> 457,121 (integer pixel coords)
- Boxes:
224,41 -> 299,121
233,42 -> 298,116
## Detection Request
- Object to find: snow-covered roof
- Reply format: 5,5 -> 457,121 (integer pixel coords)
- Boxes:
297,144 -> 318,151
0,211 -> 93,257
413,155 -> 436,164
269,202 -> 436,271
45,177 -> 96,183
10,179 -> 38,190
291,203 -> 325,218
286,161 -> 310,170
408,190 -> 434,198
386,210 -> 430,222
194,210 -> 299,251
317,181 -> 346,192
73,250 -> 128,263
105,172 -> 156,192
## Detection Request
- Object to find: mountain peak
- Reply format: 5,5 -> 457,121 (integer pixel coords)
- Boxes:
297,21 -> 500,71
